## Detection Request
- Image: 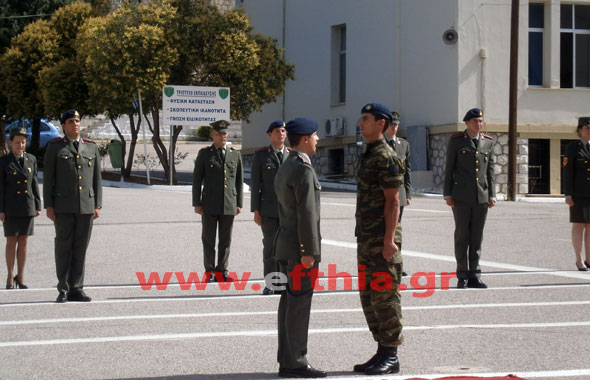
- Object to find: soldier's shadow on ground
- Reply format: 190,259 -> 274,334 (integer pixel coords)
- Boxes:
115,371 -> 358,380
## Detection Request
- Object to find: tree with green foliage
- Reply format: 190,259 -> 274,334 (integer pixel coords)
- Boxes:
77,0 -> 179,179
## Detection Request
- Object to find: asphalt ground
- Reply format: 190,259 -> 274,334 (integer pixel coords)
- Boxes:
1,183 -> 589,380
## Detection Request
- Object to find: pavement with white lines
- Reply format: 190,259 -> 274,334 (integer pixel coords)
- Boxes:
1,186 -> 589,379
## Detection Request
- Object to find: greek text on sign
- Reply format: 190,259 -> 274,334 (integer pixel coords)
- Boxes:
162,85 -> 230,126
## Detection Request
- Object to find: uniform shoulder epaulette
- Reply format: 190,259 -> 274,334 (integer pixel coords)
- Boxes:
255,146 -> 268,152
481,133 -> 493,140
451,132 -> 465,139
49,137 -> 65,144
82,137 -> 96,144
286,147 -> 291,152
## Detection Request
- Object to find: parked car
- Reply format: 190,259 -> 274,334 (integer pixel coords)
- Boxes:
4,119 -> 62,147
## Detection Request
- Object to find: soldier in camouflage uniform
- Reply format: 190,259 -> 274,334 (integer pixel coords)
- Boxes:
354,103 -> 404,375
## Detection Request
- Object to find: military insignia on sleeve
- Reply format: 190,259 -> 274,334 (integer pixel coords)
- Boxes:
563,157 -> 568,167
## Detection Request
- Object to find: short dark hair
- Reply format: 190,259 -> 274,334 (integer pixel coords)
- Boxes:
287,133 -> 303,147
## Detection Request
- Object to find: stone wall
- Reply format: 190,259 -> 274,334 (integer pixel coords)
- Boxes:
429,132 -> 529,197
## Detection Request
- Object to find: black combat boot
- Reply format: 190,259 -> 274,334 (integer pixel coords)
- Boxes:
353,345 -> 382,372
364,346 -> 399,375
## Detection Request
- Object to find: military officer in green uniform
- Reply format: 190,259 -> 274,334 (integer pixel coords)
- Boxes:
193,120 -> 243,283
250,120 -> 288,295
354,103 -> 404,375
384,112 -> 411,276
274,118 -> 326,378
1,127 -> 41,289
443,108 -> 496,289
384,112 -> 412,219
44,109 -> 102,303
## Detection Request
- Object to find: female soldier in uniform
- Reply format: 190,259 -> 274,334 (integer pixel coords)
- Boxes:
564,117 -> 590,271
0,127 -> 41,288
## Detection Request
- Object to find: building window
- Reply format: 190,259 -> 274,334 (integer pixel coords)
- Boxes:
561,4 -> 590,88
529,3 -> 544,86
331,25 -> 346,104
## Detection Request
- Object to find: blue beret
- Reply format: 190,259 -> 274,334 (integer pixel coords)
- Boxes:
211,120 -> 230,132
463,108 -> 484,122
266,120 -> 285,133
285,118 -> 318,136
60,109 -> 80,124
361,103 -> 393,123
9,126 -> 28,138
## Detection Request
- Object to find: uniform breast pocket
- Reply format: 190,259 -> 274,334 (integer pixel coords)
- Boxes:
225,161 -> 237,176
57,152 -> 71,161
83,156 -> 94,167
459,148 -> 472,156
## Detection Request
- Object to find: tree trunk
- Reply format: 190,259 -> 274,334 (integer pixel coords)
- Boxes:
109,116 -> 126,179
31,117 -> 41,150
149,107 -> 170,181
170,125 -> 183,184
124,113 -> 141,178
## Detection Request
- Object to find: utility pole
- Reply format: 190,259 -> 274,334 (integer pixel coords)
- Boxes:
508,0 -> 520,200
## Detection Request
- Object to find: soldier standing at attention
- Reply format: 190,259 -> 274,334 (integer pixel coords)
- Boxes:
44,110 -> 102,303
563,117 -> 590,271
274,118 -> 325,378
384,111 -> 411,276
193,120 -> 243,283
443,108 -> 496,289
1,127 -> 41,289
250,120 -> 288,295
354,103 -> 404,375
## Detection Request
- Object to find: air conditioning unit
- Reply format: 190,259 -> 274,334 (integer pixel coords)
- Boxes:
325,117 -> 345,137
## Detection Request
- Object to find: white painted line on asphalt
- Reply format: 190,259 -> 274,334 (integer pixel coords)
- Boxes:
323,239 -> 590,281
2,300 -> 589,326
1,320 -> 590,348
1,283 -> 590,308
328,368 -> 590,379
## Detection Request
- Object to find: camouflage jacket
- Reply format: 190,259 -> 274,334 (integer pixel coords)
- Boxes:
355,138 -> 403,240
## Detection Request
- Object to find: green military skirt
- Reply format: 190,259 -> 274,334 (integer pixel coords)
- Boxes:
570,197 -> 590,223
3,216 -> 34,237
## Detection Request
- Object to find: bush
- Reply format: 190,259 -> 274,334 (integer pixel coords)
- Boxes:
196,126 -> 212,140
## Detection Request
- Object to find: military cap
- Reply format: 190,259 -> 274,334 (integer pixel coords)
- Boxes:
463,108 -> 484,122
60,109 -> 80,124
578,117 -> 590,128
361,103 -> 393,123
391,111 -> 401,124
9,126 -> 28,139
266,120 -> 286,133
211,119 -> 230,132
285,118 -> 318,136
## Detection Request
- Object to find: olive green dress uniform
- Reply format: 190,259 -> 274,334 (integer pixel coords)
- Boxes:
443,130 -> 495,279
192,144 -> 243,276
356,138 -> 404,349
564,139 -> 590,223
386,136 -> 411,215
43,136 -> 102,293
274,149 -> 321,370
0,153 -> 41,236
250,145 -> 289,280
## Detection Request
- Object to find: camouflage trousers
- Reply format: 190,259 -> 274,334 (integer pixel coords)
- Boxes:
357,238 -> 403,348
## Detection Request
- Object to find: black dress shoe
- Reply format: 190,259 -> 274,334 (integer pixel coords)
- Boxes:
353,345 -> 383,372
14,275 -> 28,289
467,278 -> 488,288
278,364 -> 327,378
68,290 -> 91,302
207,272 -> 217,283
6,284 -> 14,289
56,291 -> 68,303
365,346 -> 400,375
262,287 -> 274,295
457,278 -> 468,289
401,271 -> 408,277
221,273 -> 232,282
585,261 -> 590,270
